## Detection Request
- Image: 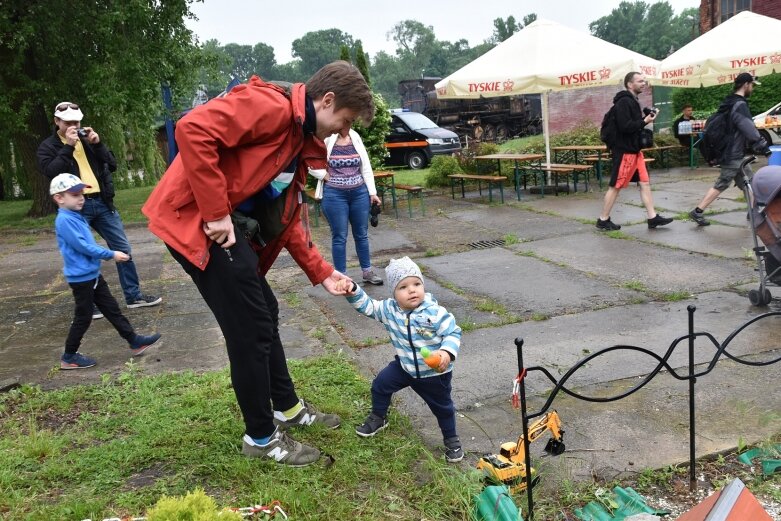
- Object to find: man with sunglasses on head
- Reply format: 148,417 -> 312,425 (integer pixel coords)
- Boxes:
37,102 -> 161,312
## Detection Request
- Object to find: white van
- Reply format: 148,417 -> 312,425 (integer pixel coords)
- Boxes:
754,101 -> 781,145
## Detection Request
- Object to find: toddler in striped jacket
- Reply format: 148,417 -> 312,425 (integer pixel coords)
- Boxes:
339,256 -> 464,462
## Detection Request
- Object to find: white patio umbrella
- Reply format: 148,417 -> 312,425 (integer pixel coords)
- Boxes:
659,11 -> 781,89
435,18 -> 661,163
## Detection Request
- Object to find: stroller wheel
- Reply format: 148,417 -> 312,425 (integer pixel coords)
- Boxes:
749,289 -> 772,306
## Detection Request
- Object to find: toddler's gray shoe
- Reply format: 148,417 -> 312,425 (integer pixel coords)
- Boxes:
241,429 -> 320,467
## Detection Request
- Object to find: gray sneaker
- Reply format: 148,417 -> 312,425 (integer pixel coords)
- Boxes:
362,270 -> 384,286
273,400 -> 341,429
241,429 -> 320,467
689,209 -> 710,226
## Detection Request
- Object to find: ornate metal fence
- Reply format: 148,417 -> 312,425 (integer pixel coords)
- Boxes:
513,305 -> 781,520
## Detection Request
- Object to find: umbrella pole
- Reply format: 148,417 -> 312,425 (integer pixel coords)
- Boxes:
543,91 -> 551,186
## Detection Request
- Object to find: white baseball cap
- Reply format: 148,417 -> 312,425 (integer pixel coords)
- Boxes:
50,173 -> 91,195
53,101 -> 84,122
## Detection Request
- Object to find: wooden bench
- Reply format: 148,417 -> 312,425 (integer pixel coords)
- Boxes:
448,174 -> 506,203
641,145 -> 684,169
516,166 -> 576,198
304,188 -> 321,227
394,184 -> 425,217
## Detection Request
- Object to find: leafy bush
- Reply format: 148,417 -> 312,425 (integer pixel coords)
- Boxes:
354,92 -> 392,171
458,142 -> 500,174
426,155 -> 462,187
671,72 -> 781,115
500,122 -> 689,168
146,488 -> 243,520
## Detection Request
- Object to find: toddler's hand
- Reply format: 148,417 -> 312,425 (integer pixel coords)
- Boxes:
435,350 -> 450,372
114,251 -> 130,262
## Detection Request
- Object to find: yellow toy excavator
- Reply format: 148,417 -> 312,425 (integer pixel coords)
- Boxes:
476,411 -> 565,493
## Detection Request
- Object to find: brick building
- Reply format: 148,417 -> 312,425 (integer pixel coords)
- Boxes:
548,85 -> 653,135
700,0 -> 781,33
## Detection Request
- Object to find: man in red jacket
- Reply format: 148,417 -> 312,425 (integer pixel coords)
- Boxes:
143,61 -> 374,466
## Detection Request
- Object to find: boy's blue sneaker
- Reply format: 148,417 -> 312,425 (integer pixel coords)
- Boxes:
61,352 -> 97,370
129,333 -> 161,356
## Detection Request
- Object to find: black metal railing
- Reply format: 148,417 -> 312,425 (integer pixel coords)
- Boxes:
513,305 -> 781,520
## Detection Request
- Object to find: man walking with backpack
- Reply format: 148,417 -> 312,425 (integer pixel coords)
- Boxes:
597,72 -> 673,231
689,73 -> 770,226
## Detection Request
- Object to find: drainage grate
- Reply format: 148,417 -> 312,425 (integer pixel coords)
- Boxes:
468,239 -> 505,249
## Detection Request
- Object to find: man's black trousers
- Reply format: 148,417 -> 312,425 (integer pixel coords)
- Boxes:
168,236 -> 299,439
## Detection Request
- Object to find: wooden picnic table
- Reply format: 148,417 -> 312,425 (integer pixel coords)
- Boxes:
475,153 -> 545,176
552,145 -> 608,187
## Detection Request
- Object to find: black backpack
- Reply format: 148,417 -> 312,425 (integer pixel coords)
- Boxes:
599,105 -> 617,148
696,101 -> 737,166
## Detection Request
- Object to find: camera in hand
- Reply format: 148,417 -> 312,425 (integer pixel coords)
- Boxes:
369,202 -> 382,227
77,128 -> 88,137
642,107 -> 659,117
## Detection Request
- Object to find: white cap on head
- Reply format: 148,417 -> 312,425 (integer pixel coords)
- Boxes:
53,101 -> 84,122
50,173 -> 91,195
385,256 -> 423,295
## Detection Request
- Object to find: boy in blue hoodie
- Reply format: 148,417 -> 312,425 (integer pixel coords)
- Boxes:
51,173 -> 161,369
339,256 -> 463,462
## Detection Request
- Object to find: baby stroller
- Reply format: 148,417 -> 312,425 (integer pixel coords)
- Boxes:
745,157 -> 781,306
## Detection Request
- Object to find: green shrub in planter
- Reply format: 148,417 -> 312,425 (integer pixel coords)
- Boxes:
426,155 -> 463,188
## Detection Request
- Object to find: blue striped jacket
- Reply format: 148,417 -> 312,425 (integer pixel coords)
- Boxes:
346,286 -> 461,378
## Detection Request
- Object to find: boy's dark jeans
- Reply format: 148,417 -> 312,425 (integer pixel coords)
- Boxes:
66,275 -> 134,354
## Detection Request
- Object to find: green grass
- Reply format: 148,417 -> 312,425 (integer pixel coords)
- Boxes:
0,186 -> 155,232
392,167 -> 430,187
0,354 -> 480,520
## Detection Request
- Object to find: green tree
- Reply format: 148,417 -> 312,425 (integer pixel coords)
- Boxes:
0,0 -> 203,215
354,40 -> 371,87
354,93 -> 391,170
292,29 -> 354,78
222,42 -> 277,82
491,13 -> 538,43
388,20 -> 437,78
370,50 -> 406,106
492,16 -> 522,43
340,44 -> 351,62
589,1 -> 699,59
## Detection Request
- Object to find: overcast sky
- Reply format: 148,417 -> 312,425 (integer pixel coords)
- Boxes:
186,0 -> 701,64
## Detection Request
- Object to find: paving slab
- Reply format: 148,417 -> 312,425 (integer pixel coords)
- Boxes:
518,195 -> 656,226
647,185 -> 746,214
448,205 -> 594,241
511,232 -> 754,293
420,248 -> 642,318
709,209 -> 753,227
619,221 -> 754,259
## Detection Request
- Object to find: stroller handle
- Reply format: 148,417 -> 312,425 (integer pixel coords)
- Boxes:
741,156 -> 757,171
